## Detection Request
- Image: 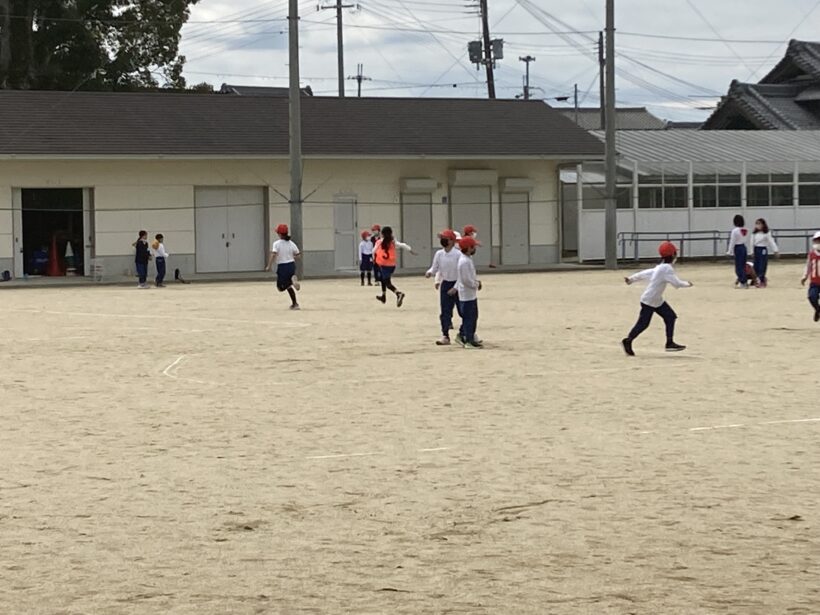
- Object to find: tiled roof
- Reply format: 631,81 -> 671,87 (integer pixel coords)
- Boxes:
760,40 -> 820,84
0,90 -> 605,158
557,107 -> 666,130
703,80 -> 820,130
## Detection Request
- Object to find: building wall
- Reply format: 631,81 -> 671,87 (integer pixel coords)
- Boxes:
0,157 -> 561,278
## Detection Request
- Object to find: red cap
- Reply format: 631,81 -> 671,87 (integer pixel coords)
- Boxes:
371,224 -> 381,232
276,223 -> 289,235
439,229 -> 457,241
658,241 -> 677,258
361,230 -> 371,239
463,224 -> 478,236
460,236 -> 481,251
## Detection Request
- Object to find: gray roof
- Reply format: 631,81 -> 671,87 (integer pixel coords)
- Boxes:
558,107 -> 666,130
220,83 -> 313,97
760,40 -> 820,84
0,90 -> 604,158
703,80 -> 820,130
590,129 -> 820,173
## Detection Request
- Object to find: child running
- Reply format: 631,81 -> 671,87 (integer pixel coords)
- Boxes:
151,233 -> 169,288
265,223 -> 301,310
622,241 -> 693,356
752,218 -> 779,288
425,229 -> 462,346
801,231 -> 820,323
359,230 -> 374,286
450,236 -> 482,348
727,215 -> 751,288
373,226 -> 416,307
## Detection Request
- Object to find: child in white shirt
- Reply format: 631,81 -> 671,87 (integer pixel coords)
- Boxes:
727,214 -> 751,288
425,229 -> 463,346
752,218 -> 779,288
622,241 -> 693,356
449,236 -> 482,348
265,223 -> 301,310
359,230 -> 374,286
151,233 -> 169,288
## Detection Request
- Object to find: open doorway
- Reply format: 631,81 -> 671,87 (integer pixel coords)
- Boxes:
22,188 -> 84,276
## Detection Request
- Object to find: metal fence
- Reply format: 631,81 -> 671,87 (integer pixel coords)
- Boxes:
618,228 -> 818,261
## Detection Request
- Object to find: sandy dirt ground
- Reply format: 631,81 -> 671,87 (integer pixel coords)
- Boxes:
1,262 -> 819,615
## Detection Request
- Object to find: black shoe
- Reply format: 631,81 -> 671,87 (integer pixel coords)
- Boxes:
622,338 -> 635,356
396,292 -> 405,308
455,334 -> 467,347
465,341 -> 483,349
814,309 -> 820,323
376,294 -> 386,304
666,342 -> 686,352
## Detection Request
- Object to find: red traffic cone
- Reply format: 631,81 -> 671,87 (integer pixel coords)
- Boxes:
46,236 -> 62,277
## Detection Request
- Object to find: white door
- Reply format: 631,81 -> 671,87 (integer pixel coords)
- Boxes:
195,187 -> 229,273
501,192 -> 530,265
82,188 -> 94,276
451,186 -> 492,267
11,189 -> 23,279
227,204 -> 265,272
401,193 -> 432,269
334,197 -> 357,270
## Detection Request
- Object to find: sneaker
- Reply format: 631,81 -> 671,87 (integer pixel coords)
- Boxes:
291,275 -> 301,291
814,308 -> 820,323
465,341 -> 483,349
290,304 -> 301,311
396,292 -> 405,308
435,336 -> 451,346
622,338 -> 635,356
455,334 -> 467,347
665,342 -> 687,352
376,295 -> 386,304
473,335 -> 483,344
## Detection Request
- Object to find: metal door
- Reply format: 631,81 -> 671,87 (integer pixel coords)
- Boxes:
11,189 -> 23,279
450,186 -> 492,267
501,192 -> 530,265
83,188 -> 94,276
195,187 -> 229,273
400,192 -> 432,269
227,204 -> 265,272
334,197 -> 357,270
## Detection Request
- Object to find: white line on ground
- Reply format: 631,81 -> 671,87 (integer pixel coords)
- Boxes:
160,355 -> 217,386
636,417 -> 820,436
162,355 -> 186,378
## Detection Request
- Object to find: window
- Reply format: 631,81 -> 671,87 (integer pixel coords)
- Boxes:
719,186 -> 741,207
695,185 -> 716,208
664,186 -> 687,208
747,185 -> 769,207
799,184 -> 820,206
772,185 -> 793,207
639,187 -> 663,209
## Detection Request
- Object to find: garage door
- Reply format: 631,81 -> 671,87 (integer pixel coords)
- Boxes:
451,186 -> 492,268
501,192 -> 530,265
195,187 -> 266,273
401,193 -> 432,269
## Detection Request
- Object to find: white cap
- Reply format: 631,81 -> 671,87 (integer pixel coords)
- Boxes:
814,231 -> 820,241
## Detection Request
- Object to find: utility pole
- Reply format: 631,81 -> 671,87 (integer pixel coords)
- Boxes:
320,0 -> 354,97
479,0 -> 495,98
347,63 -> 371,97
604,0 -> 617,269
599,31 -> 605,130
519,55 -> 535,100
288,0 -> 303,275
574,83 -> 579,125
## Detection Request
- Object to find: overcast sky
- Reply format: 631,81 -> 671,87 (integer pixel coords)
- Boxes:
178,0 -> 820,122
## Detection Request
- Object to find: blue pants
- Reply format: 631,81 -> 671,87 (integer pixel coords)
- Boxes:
627,302 -> 677,343
753,247 -> 769,283
155,257 -> 166,285
734,244 -> 748,285
276,262 -> 296,291
460,299 -> 479,343
135,262 -> 148,285
809,284 -> 820,312
440,281 -> 463,337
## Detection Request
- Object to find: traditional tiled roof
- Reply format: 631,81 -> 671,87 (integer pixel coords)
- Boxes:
760,40 -> 820,84
703,80 -> 820,130
557,107 -> 666,130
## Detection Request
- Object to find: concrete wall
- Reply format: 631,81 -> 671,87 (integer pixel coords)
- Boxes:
0,157 -> 562,278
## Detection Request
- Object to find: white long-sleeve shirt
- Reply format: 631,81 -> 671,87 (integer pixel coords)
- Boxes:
752,231 -> 779,252
727,227 -> 750,254
152,242 -> 169,259
427,247 -> 461,282
456,253 -> 480,301
359,240 -> 374,259
628,263 -> 691,308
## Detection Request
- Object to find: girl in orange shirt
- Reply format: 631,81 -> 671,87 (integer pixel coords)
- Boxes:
374,226 -> 416,308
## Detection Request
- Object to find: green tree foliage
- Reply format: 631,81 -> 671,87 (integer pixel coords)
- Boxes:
0,0 -> 199,90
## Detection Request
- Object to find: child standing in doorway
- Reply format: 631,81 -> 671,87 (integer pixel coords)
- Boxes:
801,231 -> 820,323
752,218 -> 779,288
133,230 -> 150,289
152,233 -> 170,288
727,215 -> 751,288
450,235 -> 482,348
622,241 -> 693,356
426,229 -> 463,346
359,230 -> 374,286
265,223 -> 301,310
374,226 -> 416,308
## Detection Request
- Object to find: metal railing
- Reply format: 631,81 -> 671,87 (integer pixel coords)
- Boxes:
618,228 -> 818,261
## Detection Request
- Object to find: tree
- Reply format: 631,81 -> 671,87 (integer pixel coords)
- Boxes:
0,0 -> 199,91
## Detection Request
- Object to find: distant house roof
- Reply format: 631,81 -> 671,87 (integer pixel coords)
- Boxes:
665,121 -> 702,130
220,83 -> 313,97
704,40 -> 820,130
0,90 -> 604,159
557,107 -> 666,130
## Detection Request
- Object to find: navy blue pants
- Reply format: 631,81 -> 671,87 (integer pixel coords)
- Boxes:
809,284 -> 820,312
135,262 -> 148,285
460,299 -> 478,343
276,262 -> 296,291
734,244 -> 748,285
440,280 -> 463,337
627,302 -> 677,343
753,247 -> 769,283
155,257 -> 166,285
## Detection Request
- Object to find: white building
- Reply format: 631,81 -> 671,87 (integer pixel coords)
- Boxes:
0,90 -> 604,279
